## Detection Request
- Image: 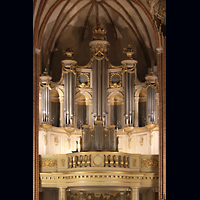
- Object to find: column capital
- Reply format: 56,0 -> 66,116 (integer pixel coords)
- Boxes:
130,186 -> 140,189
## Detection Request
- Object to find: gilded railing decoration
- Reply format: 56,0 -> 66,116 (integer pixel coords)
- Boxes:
66,192 -> 131,200
104,154 -> 129,168
68,154 -> 91,168
141,158 -> 158,168
40,159 -> 57,168
39,153 -> 158,172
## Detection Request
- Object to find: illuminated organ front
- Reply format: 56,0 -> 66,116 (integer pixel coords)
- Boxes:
39,25 -> 159,155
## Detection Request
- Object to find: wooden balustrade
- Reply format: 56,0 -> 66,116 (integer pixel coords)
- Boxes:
68,154 -> 91,168
104,154 -> 129,168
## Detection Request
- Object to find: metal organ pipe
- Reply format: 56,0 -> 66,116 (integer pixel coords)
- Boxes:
92,60 -> 97,121
72,73 -> 75,127
132,74 -> 135,126
147,87 -> 156,123
129,73 -> 132,126
125,72 -> 129,126
98,60 -> 101,117
69,72 -> 72,126
64,73 -> 69,126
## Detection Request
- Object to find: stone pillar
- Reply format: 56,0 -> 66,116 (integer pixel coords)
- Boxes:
134,97 -> 139,127
79,191 -> 84,200
131,187 -> 139,200
58,188 -> 66,200
120,191 -> 125,200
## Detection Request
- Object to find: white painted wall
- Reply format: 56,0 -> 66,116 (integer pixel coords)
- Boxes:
39,130 -> 159,155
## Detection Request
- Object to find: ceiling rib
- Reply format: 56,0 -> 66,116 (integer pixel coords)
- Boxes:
100,4 -> 118,39
95,3 -> 99,27
35,0 -> 160,71
33,0 -> 38,20
43,0 -> 81,67
44,1 -> 92,67
126,0 -> 154,58
130,0 -> 159,48
103,0 -> 150,66
38,0 -> 65,50
112,0 -> 152,65
57,1 -> 92,42
81,3 -> 95,41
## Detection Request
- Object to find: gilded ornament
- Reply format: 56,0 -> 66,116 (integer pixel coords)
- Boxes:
44,134 -> 47,145
123,44 -> 134,59
92,23 -> 107,40
40,159 -> 57,168
77,72 -> 90,88
62,63 -> 76,75
141,158 -> 158,168
54,136 -> 59,146
140,136 -> 144,146
109,73 -> 122,88
64,47 -> 74,58
61,159 -> 65,167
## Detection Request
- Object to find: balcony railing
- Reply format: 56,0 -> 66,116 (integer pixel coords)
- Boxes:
39,152 -> 158,173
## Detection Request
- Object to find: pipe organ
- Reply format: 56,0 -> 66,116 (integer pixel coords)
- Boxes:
39,24 -> 159,151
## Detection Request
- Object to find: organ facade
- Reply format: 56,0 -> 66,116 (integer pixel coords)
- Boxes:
39,25 -> 159,200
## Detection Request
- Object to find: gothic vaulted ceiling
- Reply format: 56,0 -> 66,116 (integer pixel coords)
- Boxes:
33,0 -> 166,82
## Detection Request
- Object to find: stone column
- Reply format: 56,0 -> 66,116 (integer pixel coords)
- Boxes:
134,97 -> 139,127
79,191 -> 84,200
58,188 -> 66,200
131,187 -> 139,200
120,191 -> 125,200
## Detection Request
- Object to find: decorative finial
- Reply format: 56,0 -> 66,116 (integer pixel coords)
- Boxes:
41,67 -> 49,76
123,44 -> 134,59
64,47 -> 74,59
93,23 -> 107,40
